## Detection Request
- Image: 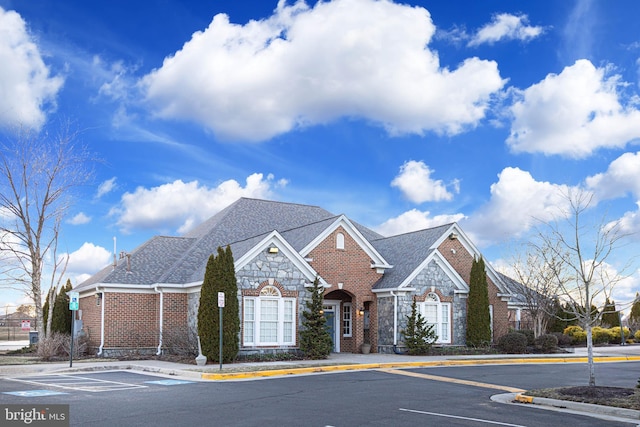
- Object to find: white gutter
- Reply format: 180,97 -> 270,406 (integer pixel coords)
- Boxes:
97,287 -> 105,356
390,291 -> 398,345
155,286 -> 163,356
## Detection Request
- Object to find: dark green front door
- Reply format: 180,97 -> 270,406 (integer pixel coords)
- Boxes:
323,311 -> 335,352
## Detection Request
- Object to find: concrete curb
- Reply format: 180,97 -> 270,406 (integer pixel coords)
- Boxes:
199,355 -> 640,381
514,393 -> 640,420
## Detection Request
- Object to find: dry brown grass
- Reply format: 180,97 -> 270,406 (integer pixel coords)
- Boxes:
525,386 -> 640,410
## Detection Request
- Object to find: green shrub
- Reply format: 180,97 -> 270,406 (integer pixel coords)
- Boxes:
635,330 -> 640,342
551,332 -> 573,347
497,332 -> 528,354
609,326 -> 631,344
564,325 -> 586,344
514,329 -> 535,346
534,334 -> 558,353
591,326 -> 613,345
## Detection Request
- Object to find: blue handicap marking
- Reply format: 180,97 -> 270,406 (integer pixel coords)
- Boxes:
4,390 -> 68,397
144,380 -> 194,386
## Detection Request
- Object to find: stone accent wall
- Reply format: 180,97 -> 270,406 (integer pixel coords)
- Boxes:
438,236 -> 510,342
376,293 -> 415,353
409,259 -> 467,345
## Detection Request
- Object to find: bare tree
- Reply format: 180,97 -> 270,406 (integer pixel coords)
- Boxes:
508,242 -> 567,338
534,189 -> 632,386
0,124 -> 92,338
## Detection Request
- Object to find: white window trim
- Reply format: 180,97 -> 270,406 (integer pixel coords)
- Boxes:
243,291 -> 297,347
342,302 -> 352,337
420,293 -> 452,344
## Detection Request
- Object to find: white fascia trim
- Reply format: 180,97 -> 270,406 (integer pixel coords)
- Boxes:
234,230 -> 325,285
433,223 -> 509,294
395,250 -> 468,292
300,215 -> 391,269
78,282 -> 198,296
372,287 -> 416,296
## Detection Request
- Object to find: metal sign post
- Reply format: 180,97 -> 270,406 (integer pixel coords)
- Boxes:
68,291 -> 79,368
218,292 -> 225,371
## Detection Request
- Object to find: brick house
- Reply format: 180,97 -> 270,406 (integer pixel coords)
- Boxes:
74,198 -> 523,356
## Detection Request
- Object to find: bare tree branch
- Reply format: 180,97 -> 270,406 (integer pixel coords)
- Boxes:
0,122 -> 94,338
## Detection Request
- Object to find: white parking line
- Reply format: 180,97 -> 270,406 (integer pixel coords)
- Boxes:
6,374 -> 148,393
399,408 -> 528,427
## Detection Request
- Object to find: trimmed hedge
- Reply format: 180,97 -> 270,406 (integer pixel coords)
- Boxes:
497,332 -> 528,354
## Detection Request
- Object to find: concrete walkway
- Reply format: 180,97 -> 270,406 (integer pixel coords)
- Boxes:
2,344 -> 640,423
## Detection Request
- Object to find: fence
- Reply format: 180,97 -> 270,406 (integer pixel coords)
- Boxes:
0,318 -> 33,341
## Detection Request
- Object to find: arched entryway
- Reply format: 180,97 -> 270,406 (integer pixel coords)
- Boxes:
323,290 -> 356,353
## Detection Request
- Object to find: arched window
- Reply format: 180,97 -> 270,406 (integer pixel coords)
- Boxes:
421,292 -> 451,344
336,232 -> 345,250
243,285 -> 296,347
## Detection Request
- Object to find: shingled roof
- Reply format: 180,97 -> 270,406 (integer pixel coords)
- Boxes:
76,198 -> 372,290
77,198 -> 510,295
370,224 -> 453,290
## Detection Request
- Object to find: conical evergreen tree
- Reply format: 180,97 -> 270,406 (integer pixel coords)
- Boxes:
198,254 -> 218,361
51,280 -> 73,334
600,298 -> 620,328
466,257 -> 492,347
221,246 -> 239,362
402,299 -> 437,355
300,277 -> 333,359
197,246 -> 239,363
629,293 -> 640,330
42,288 -> 54,334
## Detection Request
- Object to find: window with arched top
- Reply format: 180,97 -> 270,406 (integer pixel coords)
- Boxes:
336,232 -> 345,250
244,284 -> 295,347
260,286 -> 280,297
421,292 -> 451,344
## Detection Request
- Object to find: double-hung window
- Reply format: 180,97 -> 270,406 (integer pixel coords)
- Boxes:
243,286 -> 296,346
342,303 -> 352,337
421,292 -> 451,344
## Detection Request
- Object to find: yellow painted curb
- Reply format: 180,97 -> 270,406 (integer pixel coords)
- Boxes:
515,394 -> 534,404
200,355 -> 640,381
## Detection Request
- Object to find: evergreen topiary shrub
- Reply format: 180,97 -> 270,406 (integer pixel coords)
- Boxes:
534,334 -> 558,353
516,329 -> 535,346
497,332 -> 528,354
551,332 -> 573,347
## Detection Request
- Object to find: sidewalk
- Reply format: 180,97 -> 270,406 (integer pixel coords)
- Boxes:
2,344 -> 640,423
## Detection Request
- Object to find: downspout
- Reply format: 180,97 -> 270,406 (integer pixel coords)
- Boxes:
97,287 -> 105,356
155,286 -> 163,356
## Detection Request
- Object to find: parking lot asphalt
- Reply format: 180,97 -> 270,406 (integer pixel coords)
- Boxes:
2,342 -> 640,423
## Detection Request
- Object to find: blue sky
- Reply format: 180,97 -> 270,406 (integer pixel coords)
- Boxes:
1,0 -> 640,313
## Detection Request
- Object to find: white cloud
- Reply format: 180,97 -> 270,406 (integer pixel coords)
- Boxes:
64,242 -> 112,285
391,160 -> 458,203
612,202 -> 640,236
507,60 -> 640,158
375,209 -> 465,236
141,0 -> 504,141
0,7 -> 63,129
67,212 -> 91,225
96,177 -> 117,198
465,167 -> 575,245
468,13 -> 544,47
586,151 -> 640,201
110,173 -> 281,233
